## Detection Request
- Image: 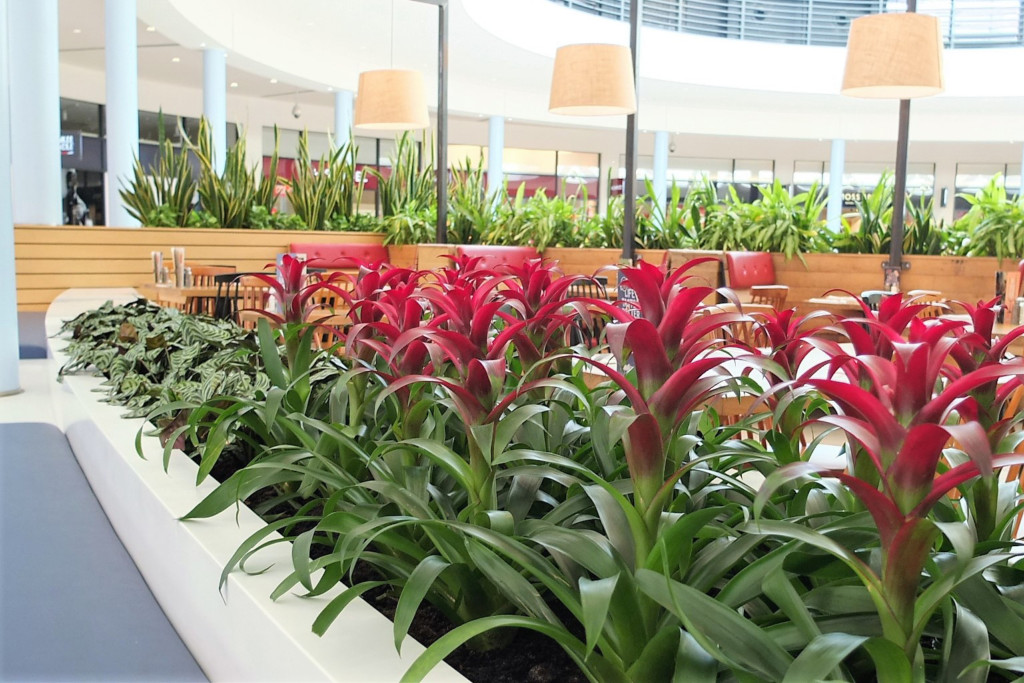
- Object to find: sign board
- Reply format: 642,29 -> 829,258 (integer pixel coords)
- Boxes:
59,131 -> 83,160
617,278 -> 643,319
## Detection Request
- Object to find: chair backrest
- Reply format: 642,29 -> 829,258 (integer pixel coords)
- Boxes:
566,276 -> 609,301
454,245 -> 539,270
725,251 -> 776,289
289,243 -> 389,269
749,285 -> 789,309
236,275 -> 272,330
709,302 -> 774,346
186,264 -> 236,287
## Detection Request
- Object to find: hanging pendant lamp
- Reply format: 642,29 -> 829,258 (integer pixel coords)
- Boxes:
353,69 -> 429,131
548,43 -> 636,116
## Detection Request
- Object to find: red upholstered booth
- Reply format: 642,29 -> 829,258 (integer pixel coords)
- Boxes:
724,251 -> 776,289
289,243 -> 389,269
454,245 -> 538,270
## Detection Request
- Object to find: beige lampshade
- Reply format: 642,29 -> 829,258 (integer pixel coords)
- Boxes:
549,43 -> 637,116
842,12 -> 944,99
353,69 -> 430,131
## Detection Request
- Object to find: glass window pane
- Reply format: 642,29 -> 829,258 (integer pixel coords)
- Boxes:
60,98 -> 101,136
138,110 -> 181,144
794,160 -> 825,187
734,159 -> 774,183
503,148 -> 556,175
450,144 -> 486,167
354,136 -> 378,165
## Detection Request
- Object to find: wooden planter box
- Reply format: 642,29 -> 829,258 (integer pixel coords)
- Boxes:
772,253 -> 1003,310
14,225 -> 387,311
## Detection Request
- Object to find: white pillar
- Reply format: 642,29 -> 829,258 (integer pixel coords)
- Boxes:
0,0 -> 22,394
1019,142 -> 1024,198
334,90 -> 353,149
203,49 -> 227,175
8,0 -> 61,225
826,138 -> 846,232
487,115 -> 504,198
104,0 -> 139,227
652,131 -> 669,212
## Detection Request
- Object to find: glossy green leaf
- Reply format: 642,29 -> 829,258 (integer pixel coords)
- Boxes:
393,555 -> 450,653
580,575 -> 618,657
636,569 -> 792,680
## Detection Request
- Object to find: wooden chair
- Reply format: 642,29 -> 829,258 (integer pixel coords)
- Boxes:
567,276 -> 610,349
907,290 -> 947,320
709,302 -> 774,347
184,264 -> 236,315
236,275 -> 272,330
749,285 -> 789,310
308,312 -> 347,353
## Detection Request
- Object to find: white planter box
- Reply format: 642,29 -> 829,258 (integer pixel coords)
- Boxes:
46,289 -> 465,683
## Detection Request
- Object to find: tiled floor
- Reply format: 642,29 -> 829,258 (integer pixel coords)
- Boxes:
0,359 -> 60,425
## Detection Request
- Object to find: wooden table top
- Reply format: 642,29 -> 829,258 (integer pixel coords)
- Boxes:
801,295 -> 864,316
137,284 -> 221,305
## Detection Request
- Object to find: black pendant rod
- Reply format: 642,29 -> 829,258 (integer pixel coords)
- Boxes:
622,0 -> 640,264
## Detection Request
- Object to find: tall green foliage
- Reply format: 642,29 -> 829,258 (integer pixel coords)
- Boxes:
119,119 -> 197,227
447,156 -> 499,245
285,131 -> 367,231
952,174 -> 1024,258
375,132 -> 435,218
832,171 -> 894,254
189,118 -> 262,228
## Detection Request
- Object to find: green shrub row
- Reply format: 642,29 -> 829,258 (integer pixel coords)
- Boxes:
119,118 -> 1024,259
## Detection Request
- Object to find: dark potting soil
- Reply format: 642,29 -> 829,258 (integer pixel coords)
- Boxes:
348,562 -> 588,683
198,437 -> 586,681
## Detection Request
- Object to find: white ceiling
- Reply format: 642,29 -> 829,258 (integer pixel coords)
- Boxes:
55,0 -> 1024,142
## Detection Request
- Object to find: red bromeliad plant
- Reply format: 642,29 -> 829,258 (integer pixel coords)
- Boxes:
378,356 -> 567,518
247,254 -> 351,369
578,259 -> 751,556
755,301 -> 1024,664
498,259 -> 627,372
941,297 -> 1024,539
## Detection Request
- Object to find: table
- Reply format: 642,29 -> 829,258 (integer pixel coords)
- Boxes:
801,295 -> 864,318
994,321 -> 1024,355
137,284 -> 220,311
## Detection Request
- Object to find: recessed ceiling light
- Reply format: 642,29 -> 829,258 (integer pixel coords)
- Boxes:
171,56 -> 180,63
270,78 -> 278,84
327,86 -> 333,92
72,28 -> 81,34
230,82 -> 238,88
199,42 -> 206,48
146,25 -> 156,32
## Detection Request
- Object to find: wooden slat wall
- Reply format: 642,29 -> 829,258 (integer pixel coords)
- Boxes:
774,253 -> 1003,310
14,224 -> 386,311
16,224 -> 1006,314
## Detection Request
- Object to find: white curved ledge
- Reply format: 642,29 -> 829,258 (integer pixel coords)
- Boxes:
46,288 -> 464,683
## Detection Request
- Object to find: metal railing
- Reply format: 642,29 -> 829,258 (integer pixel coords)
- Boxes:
550,0 -> 1024,48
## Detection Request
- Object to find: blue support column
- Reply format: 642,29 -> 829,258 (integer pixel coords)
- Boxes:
652,131 -> 669,213
8,0 -> 61,225
827,138 -> 846,232
105,0 -> 139,227
0,0 -> 22,394
334,90 -> 353,149
487,115 -> 504,198
203,49 -> 227,175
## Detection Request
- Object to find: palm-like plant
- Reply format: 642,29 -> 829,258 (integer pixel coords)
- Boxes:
953,174 -> 1024,258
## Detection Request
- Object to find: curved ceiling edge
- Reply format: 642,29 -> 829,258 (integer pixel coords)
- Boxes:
132,0 -> 1024,142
